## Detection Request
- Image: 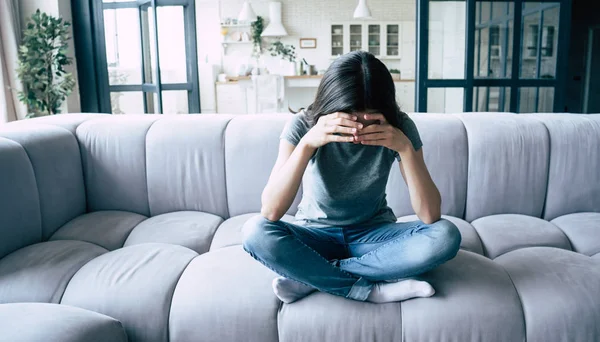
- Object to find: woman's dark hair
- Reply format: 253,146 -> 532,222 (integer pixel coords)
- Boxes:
301,51 -> 407,128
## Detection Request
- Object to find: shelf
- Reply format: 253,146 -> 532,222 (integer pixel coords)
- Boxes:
332,34 -> 343,36
221,41 -> 252,54
329,55 -> 401,60
221,41 -> 252,45
220,24 -> 251,27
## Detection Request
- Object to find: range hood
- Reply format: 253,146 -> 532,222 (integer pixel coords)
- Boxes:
261,2 -> 288,37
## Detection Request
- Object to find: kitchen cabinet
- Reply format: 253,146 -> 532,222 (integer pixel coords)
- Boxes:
216,83 -> 248,114
395,81 -> 415,113
330,22 -> 402,59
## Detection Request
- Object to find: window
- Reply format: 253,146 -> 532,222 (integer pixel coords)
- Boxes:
417,0 -> 567,113
75,0 -> 200,114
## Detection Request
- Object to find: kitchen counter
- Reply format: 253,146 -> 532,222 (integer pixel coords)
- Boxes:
217,75 -> 414,84
216,75 -> 321,85
215,76 -> 416,113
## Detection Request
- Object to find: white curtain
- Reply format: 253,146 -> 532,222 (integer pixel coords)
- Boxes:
0,0 -> 26,123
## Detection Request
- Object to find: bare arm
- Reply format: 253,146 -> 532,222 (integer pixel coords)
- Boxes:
398,148 -> 441,224
260,140 -> 314,221
260,112 -> 361,221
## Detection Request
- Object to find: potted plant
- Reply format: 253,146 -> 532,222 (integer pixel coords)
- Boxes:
389,68 -> 401,81
16,10 -> 75,118
250,16 -> 264,75
251,16 -> 264,55
269,41 -> 297,75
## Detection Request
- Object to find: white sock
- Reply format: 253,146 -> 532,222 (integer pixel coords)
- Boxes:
272,277 -> 316,304
366,279 -> 435,303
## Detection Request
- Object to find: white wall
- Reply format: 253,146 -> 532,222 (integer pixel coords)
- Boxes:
19,0 -> 81,113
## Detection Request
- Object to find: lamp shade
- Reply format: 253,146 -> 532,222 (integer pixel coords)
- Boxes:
353,0 -> 372,19
238,1 -> 257,22
261,2 -> 288,37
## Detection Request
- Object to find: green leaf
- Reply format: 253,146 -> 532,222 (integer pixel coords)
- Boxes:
16,10 -> 75,116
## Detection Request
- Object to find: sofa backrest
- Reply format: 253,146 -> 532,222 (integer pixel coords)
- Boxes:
0,124 -> 87,259
1,113 -> 599,259
530,114 -> 600,220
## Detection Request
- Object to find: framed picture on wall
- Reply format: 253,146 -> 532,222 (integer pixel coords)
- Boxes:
299,38 -> 317,49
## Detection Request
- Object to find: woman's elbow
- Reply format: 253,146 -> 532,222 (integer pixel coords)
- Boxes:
419,212 -> 441,225
417,203 -> 442,224
260,206 -> 284,222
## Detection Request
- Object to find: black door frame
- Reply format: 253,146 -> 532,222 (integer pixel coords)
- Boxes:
71,0 -> 200,113
416,0 -> 572,113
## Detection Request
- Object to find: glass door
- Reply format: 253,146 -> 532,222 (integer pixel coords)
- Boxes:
473,1 -> 514,112
416,0 -> 570,113
100,0 -> 199,114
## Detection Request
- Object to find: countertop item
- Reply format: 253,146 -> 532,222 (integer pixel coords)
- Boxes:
216,75 -> 415,84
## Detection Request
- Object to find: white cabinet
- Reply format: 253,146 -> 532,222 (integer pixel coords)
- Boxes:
396,82 -> 415,113
216,83 -> 248,114
330,22 -> 402,59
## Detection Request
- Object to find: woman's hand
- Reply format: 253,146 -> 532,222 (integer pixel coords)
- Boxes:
354,113 -> 413,154
300,112 -> 363,149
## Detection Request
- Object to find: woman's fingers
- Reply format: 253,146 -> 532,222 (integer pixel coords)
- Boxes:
331,117 -> 363,129
363,113 -> 388,124
356,124 -> 388,135
328,133 -> 355,143
356,132 -> 389,141
360,139 -> 386,146
326,124 -> 357,135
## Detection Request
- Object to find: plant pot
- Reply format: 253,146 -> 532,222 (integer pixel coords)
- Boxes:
279,59 -> 296,76
391,73 -> 401,81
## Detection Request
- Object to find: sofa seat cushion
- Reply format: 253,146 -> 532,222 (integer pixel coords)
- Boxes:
50,210 -> 147,250
123,211 -> 223,254
551,212 -> 600,256
0,302 -> 127,342
61,243 -> 197,342
0,240 -> 107,303
278,250 -> 525,341
471,214 -> 572,259
397,215 -> 484,255
495,247 -> 600,341
169,246 -> 280,342
209,213 -> 296,251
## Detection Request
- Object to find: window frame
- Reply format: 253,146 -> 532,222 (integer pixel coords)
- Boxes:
72,0 -> 200,114
416,0 -> 571,113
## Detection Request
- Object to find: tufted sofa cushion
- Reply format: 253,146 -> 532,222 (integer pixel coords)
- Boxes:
0,113 -> 598,342
0,302 -> 128,342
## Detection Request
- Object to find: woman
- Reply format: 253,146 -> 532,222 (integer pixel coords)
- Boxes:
242,51 -> 461,304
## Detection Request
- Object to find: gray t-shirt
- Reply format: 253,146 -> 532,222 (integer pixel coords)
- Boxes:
280,111 -> 423,228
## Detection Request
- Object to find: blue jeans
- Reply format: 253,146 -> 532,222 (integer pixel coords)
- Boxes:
242,216 -> 461,301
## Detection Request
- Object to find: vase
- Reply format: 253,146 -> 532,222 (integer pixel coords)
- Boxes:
278,59 -> 296,76
287,61 -> 296,76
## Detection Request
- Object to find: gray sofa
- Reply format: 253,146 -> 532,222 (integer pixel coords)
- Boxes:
0,112 -> 599,342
